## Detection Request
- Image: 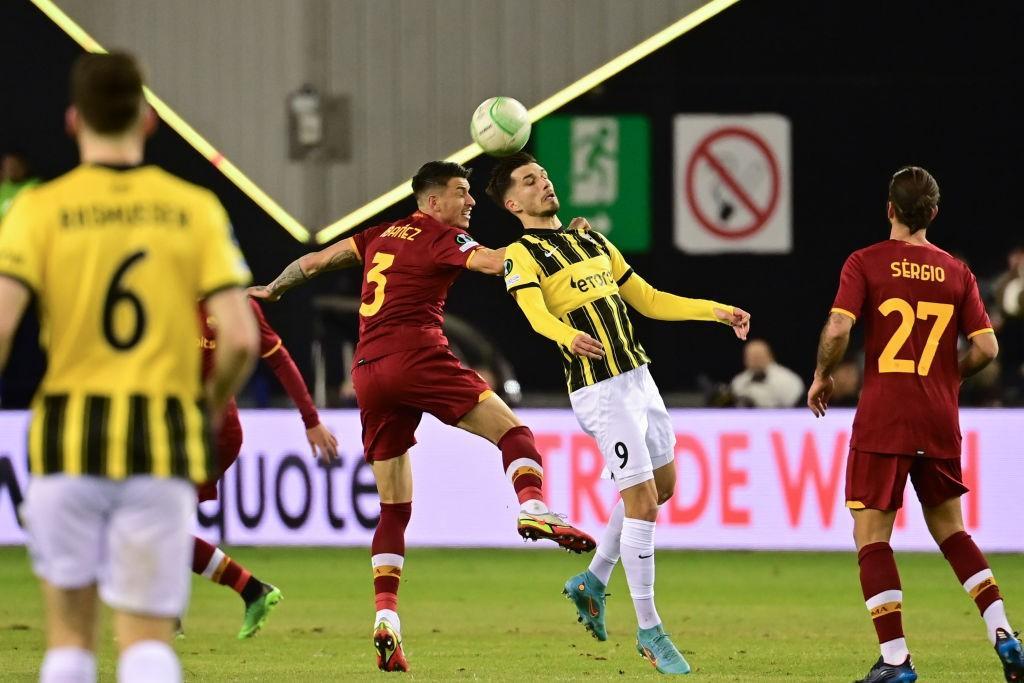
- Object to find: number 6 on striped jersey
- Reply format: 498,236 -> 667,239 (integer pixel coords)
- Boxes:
359,251 -> 395,317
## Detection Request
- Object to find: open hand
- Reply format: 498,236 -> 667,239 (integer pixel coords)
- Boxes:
247,285 -> 280,302
714,306 -> 751,340
806,374 -> 834,418
306,423 -> 339,464
570,332 -> 605,359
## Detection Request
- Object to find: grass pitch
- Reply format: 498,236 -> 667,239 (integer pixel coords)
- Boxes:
1,546 -> 1021,681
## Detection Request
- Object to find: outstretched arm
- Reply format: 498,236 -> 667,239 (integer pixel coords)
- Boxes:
511,286 -> 604,359
250,237 -> 362,301
618,272 -> 750,339
466,247 -> 506,275
807,311 -> 854,417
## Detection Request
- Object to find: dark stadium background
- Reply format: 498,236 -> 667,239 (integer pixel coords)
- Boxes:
2,0 -> 1021,401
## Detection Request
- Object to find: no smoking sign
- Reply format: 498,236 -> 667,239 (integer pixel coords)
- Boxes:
674,114 -> 791,254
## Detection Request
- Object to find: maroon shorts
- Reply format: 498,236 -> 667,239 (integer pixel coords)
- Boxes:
352,345 -> 494,462
845,448 -> 969,511
197,405 -> 243,502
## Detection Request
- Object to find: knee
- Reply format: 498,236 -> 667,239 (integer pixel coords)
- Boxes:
656,487 -> 673,506
625,493 -> 660,522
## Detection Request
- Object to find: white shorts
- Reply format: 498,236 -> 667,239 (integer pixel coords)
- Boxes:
21,475 -> 196,618
569,365 -> 676,491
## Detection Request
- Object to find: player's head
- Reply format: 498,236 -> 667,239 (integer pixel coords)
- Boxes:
485,152 -> 559,220
67,51 -> 155,143
411,161 -> 475,229
887,166 -> 939,233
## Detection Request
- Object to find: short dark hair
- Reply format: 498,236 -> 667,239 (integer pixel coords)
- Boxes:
889,166 -> 940,233
411,161 -> 472,200
70,51 -> 145,135
485,152 -> 536,209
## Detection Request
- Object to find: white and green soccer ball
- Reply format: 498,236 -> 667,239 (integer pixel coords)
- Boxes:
470,96 -> 531,157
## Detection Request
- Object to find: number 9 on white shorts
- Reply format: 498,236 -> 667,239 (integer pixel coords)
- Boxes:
569,365 -> 676,492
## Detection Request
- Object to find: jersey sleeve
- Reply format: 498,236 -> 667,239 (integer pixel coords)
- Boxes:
0,189 -> 45,293
249,298 -> 283,357
503,241 -> 541,294
959,268 -> 993,339
595,233 -> 633,285
198,195 -> 252,297
250,298 -> 320,428
830,252 -> 866,322
430,228 -> 483,269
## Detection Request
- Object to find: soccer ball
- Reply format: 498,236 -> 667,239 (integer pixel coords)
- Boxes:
470,96 -> 531,157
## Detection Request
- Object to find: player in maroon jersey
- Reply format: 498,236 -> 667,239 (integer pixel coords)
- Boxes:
251,161 -> 597,672
191,297 -> 338,640
808,166 -> 1023,682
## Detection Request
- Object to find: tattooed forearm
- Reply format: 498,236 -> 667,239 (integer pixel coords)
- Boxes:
266,259 -> 309,298
814,312 -> 851,376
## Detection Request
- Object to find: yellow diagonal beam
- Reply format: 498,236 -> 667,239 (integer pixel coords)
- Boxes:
316,0 -> 742,244
31,0 -> 311,243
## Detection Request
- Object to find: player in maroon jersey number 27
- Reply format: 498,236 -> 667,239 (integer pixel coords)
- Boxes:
808,166 -> 1024,683
250,161 -> 597,672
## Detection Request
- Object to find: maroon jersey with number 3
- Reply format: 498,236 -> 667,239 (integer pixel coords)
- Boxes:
351,211 -> 482,364
831,240 -> 992,458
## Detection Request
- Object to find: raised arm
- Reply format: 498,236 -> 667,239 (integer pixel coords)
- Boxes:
250,237 -> 362,301
618,271 -> 750,339
511,286 -> 604,359
807,311 -> 854,417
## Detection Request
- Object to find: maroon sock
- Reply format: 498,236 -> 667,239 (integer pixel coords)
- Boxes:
192,536 -> 262,603
497,426 -> 545,505
371,502 -> 412,613
940,531 -> 1003,615
858,542 -> 905,646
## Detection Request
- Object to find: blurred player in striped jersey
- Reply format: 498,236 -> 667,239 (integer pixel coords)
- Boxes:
809,166 -> 1024,683
252,160 -> 596,672
189,296 -> 338,639
487,153 -> 750,675
0,52 -> 257,683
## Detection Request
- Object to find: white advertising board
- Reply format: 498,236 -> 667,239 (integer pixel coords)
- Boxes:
1,409 -> 1021,551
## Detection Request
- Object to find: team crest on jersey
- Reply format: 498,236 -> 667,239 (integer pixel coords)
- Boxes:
504,259 -> 513,276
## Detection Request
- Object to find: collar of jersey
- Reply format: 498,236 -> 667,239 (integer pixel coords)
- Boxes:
88,162 -> 145,172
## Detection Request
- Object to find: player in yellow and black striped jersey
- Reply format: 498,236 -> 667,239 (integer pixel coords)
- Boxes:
487,153 -> 750,672
0,159 -> 250,482
0,52 -> 259,678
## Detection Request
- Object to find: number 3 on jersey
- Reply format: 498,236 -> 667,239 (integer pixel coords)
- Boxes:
360,251 -> 395,317
878,297 -> 953,376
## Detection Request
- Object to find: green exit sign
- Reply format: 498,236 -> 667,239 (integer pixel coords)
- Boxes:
534,115 -> 651,252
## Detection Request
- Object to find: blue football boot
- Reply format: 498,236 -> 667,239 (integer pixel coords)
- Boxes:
562,570 -> 608,640
995,628 -> 1024,681
854,655 -> 917,683
636,624 -> 691,675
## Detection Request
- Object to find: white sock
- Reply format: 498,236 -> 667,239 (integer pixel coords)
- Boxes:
41,647 -> 96,683
588,499 -> 625,586
879,637 -> 909,665
520,498 -> 548,515
983,600 -> 1013,645
620,517 -> 660,629
375,608 -> 401,634
117,641 -> 180,683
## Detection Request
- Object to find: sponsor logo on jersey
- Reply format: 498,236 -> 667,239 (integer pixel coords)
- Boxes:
505,274 -> 521,287
569,270 -> 615,293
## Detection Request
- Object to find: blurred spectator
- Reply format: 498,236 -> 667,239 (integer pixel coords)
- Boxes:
0,150 -> 40,222
829,360 -> 861,407
992,246 -> 1024,403
730,339 -> 805,408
